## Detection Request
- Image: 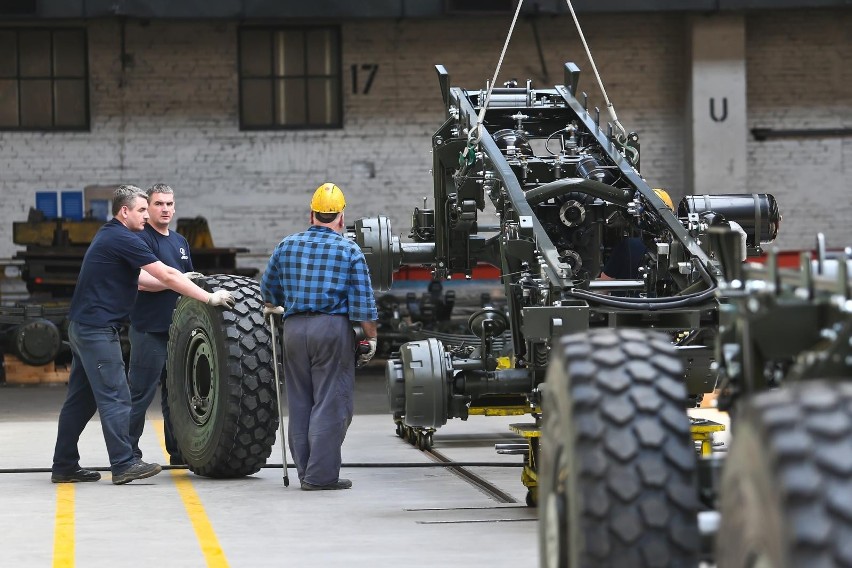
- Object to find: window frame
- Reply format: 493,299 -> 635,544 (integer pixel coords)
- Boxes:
0,26 -> 90,132
237,25 -> 343,131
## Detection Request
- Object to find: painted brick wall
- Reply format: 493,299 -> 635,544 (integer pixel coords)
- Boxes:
745,9 -> 852,250
0,9 -> 848,274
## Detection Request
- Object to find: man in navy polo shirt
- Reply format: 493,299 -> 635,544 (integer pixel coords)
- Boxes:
51,185 -> 235,485
128,183 -> 199,466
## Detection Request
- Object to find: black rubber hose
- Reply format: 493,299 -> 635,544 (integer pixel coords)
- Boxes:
577,289 -> 711,304
569,282 -> 715,304
0,462 -> 523,474
566,286 -> 717,310
575,283 -> 716,304
571,257 -> 718,308
523,177 -> 633,206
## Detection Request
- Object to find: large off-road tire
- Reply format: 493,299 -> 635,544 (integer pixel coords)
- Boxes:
716,381 -> 852,568
167,274 -> 278,478
539,329 -> 700,568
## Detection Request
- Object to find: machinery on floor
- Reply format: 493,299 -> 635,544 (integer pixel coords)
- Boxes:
357,64 -> 776,566
360,64 -> 772,462
702,232 -> 852,567
0,303 -> 68,368
1,212 -> 254,372
161,59 -> 852,568
537,234 -> 851,567
373,274 -> 508,360
12,212 -> 253,298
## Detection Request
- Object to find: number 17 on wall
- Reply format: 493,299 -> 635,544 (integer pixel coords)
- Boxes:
351,64 -> 379,95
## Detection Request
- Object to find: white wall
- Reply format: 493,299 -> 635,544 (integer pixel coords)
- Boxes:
745,9 -> 852,250
0,9 -> 848,273
687,14 -> 748,196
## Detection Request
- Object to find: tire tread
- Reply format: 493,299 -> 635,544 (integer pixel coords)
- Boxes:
169,274 -> 278,478
540,328 -> 699,568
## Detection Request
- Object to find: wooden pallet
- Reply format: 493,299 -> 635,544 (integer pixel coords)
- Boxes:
2,354 -> 70,385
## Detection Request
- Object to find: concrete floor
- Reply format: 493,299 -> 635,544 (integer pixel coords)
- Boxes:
0,365 -> 539,567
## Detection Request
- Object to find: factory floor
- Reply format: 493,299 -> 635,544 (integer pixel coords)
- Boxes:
0,364 -> 539,568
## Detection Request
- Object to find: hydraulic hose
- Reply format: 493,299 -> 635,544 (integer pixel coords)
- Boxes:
0,462 -> 523,474
524,177 -> 632,207
566,286 -> 716,310
570,254 -> 719,309
573,285 -> 713,304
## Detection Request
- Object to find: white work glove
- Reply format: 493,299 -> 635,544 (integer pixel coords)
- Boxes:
263,305 -> 285,319
184,271 -> 205,281
207,290 -> 235,309
356,337 -> 377,368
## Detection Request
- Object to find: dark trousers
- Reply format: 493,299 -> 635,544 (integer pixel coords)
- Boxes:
128,327 -> 181,460
52,321 -> 135,475
282,314 -> 356,486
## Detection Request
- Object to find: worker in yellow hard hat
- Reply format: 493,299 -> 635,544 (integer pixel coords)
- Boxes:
309,182 -> 347,216
260,183 -> 378,491
653,188 -> 674,210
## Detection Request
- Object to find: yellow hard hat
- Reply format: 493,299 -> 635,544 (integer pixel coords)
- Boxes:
310,183 -> 346,214
653,188 -> 674,210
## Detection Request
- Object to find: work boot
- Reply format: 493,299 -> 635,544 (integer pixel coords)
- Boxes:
300,478 -> 352,491
112,460 -> 162,485
51,468 -> 101,483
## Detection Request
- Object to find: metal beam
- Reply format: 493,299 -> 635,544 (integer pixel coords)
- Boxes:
751,127 -> 852,141
16,0 -> 852,20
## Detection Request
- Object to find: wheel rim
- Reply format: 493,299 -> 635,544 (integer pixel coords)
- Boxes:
748,551 -> 774,568
185,327 -> 217,425
543,490 -> 566,568
543,443 -> 568,568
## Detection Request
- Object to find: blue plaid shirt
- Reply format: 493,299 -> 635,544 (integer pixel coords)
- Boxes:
260,226 -> 378,322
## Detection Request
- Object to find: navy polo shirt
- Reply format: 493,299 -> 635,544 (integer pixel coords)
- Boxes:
130,225 -> 194,333
69,219 -> 160,327
603,237 -> 648,279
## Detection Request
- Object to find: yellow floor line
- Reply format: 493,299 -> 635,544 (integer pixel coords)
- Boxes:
152,419 -> 230,567
53,484 -> 75,568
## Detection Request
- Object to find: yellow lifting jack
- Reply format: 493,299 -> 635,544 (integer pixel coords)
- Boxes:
506,417 -> 725,507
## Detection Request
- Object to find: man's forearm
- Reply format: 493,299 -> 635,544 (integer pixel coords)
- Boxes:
143,261 -> 209,303
138,269 -> 169,292
161,271 -> 209,303
359,320 -> 377,339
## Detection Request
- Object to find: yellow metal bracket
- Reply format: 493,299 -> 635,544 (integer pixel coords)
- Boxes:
691,418 -> 725,457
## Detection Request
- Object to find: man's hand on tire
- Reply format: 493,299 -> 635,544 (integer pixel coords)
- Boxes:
263,305 -> 285,319
207,290 -> 235,308
184,271 -> 205,280
356,337 -> 377,368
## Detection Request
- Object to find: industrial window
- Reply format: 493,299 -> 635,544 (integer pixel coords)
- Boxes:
0,28 -> 89,131
238,27 -> 342,130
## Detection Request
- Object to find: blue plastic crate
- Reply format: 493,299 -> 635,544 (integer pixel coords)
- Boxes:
35,192 -> 58,219
61,191 -> 84,220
